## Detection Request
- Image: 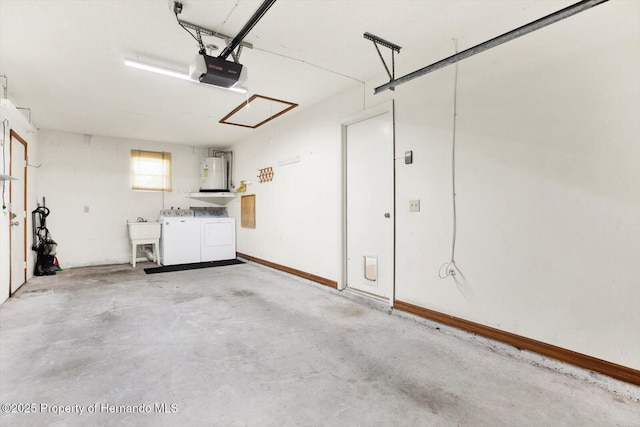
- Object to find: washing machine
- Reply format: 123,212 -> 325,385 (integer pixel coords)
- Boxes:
194,208 -> 236,261
159,209 -> 200,265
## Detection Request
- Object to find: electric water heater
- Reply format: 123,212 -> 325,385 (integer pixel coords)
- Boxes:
200,157 -> 228,192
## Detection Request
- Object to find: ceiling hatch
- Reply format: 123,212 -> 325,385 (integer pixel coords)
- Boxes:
220,95 -> 298,128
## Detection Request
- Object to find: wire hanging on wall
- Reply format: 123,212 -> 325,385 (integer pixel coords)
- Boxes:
439,39 -> 467,293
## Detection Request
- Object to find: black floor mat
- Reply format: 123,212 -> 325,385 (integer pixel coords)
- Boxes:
144,259 -> 245,274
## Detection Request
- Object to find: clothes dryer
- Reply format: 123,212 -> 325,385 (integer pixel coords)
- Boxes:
194,208 -> 236,261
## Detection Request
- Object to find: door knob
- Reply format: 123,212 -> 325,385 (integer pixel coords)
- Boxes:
384,212 -> 390,218
11,221 -> 19,226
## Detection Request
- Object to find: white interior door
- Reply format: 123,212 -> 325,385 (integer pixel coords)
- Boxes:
345,107 -> 394,300
10,131 -> 27,295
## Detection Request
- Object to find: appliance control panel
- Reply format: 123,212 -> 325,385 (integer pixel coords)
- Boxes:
159,209 -> 194,217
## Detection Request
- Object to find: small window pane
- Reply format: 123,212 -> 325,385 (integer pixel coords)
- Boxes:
130,150 -> 172,191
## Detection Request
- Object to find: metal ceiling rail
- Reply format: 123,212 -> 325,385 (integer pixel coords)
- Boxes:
177,19 -> 254,50
219,0 -> 278,60
374,0 -> 609,94
364,32 -> 402,90
364,32 -> 402,52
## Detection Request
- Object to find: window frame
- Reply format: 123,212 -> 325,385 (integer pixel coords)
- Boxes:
130,149 -> 172,192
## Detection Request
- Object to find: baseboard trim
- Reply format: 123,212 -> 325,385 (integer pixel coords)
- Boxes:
236,252 -> 338,289
394,300 -> 640,386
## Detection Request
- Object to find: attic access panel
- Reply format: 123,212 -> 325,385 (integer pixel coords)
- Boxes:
220,95 -> 298,129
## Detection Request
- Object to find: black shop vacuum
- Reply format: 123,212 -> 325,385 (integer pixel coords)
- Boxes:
31,203 -> 60,276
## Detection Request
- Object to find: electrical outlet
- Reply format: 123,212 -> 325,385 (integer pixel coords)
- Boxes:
409,199 -> 420,212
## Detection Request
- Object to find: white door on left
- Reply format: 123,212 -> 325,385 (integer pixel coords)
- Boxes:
10,130 -> 27,295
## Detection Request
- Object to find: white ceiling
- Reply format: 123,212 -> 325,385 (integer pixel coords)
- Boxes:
0,0 -> 575,147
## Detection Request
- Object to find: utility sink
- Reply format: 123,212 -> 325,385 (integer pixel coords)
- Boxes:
127,221 -> 161,240
127,221 -> 161,267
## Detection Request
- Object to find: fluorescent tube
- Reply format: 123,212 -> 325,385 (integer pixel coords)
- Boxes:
124,58 -> 192,81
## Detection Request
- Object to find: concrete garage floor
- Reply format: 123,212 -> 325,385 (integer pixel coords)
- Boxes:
0,263 -> 638,426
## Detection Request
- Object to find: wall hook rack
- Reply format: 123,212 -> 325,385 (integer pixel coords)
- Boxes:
257,167 -> 274,183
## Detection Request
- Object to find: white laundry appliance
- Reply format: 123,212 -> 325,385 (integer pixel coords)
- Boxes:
194,208 -> 236,262
159,209 -> 200,265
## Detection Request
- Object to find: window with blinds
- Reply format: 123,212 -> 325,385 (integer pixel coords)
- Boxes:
130,150 -> 172,191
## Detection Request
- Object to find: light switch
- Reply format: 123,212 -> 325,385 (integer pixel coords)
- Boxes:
84,206 -> 90,213
409,200 -> 420,212
405,151 -> 413,164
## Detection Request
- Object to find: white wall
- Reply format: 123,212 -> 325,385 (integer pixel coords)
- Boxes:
36,130 -> 207,268
230,1 -> 640,369
393,0 -> 640,369
227,89 -> 362,281
0,99 -> 39,304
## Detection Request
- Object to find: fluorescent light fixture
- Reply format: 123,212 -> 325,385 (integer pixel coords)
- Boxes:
124,58 -> 247,94
124,58 -> 191,81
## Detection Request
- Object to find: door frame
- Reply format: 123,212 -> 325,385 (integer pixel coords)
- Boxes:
339,100 -> 395,305
9,130 -> 28,295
